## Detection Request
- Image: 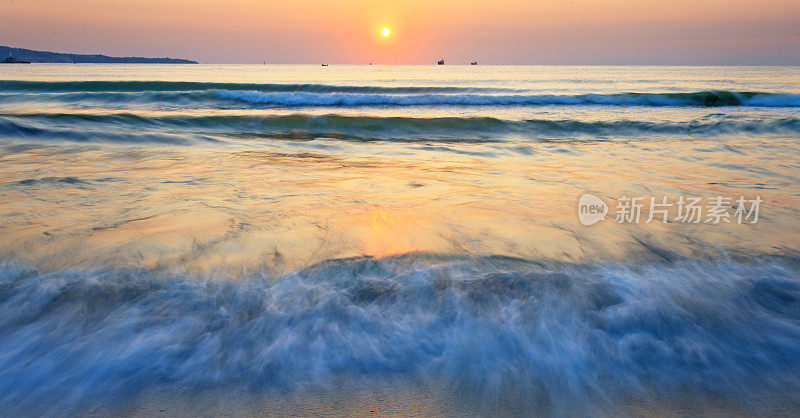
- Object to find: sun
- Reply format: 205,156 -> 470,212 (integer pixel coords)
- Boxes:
380,27 -> 391,37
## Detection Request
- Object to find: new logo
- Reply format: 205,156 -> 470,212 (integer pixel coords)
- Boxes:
578,194 -> 608,225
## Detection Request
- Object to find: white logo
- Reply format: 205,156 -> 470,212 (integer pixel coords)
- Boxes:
578,194 -> 608,225
577,193 -> 761,226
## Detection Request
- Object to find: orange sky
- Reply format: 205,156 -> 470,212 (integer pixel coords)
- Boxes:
2,0 -> 799,64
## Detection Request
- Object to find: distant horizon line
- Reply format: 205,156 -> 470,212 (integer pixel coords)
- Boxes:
18,62 -> 800,66
5,45 -> 799,66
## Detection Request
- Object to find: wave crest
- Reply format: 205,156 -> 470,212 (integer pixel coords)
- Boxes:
2,113 -> 799,144
1,255 -> 799,413
215,90 -> 800,108
2,82 -> 798,108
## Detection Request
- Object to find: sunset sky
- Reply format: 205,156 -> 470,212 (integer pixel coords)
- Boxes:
2,0 -> 799,64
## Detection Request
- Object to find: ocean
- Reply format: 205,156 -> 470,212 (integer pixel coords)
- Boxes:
1,64 -> 799,415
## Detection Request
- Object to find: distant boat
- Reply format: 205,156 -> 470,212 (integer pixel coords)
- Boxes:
321,64 -> 329,67
437,59 -> 445,65
2,56 -> 31,64
471,61 -> 478,65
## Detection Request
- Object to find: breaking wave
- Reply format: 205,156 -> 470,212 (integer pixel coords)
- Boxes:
215,90 -> 800,108
2,82 -> 800,108
0,254 -> 799,413
2,112 -> 799,144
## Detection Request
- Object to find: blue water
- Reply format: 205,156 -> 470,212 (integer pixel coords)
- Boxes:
0,64 -> 799,414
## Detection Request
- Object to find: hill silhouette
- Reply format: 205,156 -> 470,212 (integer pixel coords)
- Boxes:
1,46 -> 197,64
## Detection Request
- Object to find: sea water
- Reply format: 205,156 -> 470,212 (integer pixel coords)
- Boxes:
0,64 -> 799,414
